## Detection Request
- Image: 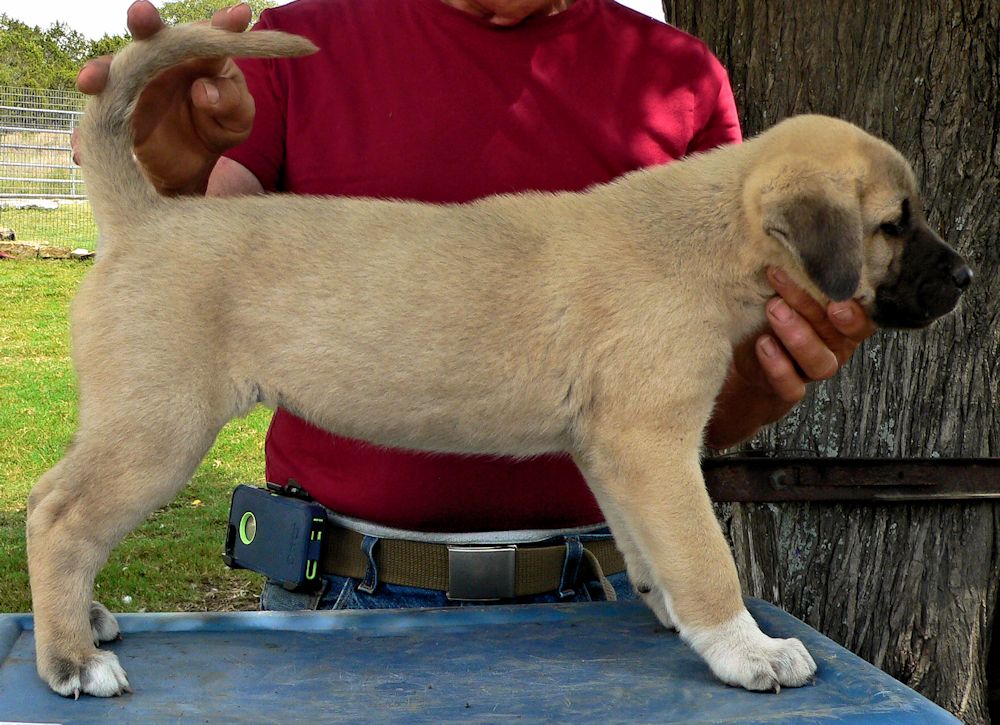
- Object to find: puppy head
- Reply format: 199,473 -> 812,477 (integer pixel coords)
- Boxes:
744,115 -> 972,329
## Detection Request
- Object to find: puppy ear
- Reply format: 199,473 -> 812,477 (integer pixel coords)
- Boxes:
762,190 -> 864,301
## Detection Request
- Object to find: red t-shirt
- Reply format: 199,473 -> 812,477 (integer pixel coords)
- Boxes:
226,0 -> 741,532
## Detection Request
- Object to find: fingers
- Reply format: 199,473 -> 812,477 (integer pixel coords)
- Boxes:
755,335 -> 807,404
72,1 -> 254,181
190,5 -> 256,149
126,0 -> 166,40
756,297 -> 876,407
767,267 -> 876,368
766,298 -> 839,381
77,0 -> 164,95
732,269 -> 879,421
76,57 -> 111,95
190,72 -> 256,151
211,3 -> 253,31
827,300 -> 877,347
767,268 -> 839,342
77,1 -> 250,97
129,0 -> 251,36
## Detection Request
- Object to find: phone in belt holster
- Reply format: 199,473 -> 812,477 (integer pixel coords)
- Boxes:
223,482 -> 327,591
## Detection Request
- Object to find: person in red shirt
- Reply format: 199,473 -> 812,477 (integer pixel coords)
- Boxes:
228,0 -> 744,535
77,0 -> 874,609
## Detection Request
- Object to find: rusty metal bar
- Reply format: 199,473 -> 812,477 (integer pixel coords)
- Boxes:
703,457 -> 1000,502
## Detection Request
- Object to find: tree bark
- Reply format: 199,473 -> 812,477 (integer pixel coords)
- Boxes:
663,1 -> 1000,721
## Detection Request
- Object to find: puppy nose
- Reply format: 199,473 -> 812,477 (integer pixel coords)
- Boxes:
952,264 -> 973,290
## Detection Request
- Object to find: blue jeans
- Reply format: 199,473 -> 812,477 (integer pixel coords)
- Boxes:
260,531 -> 636,611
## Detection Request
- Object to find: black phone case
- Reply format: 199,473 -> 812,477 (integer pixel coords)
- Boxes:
223,485 -> 326,590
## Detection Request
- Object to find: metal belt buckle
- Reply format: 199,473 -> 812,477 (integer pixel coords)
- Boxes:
446,545 -> 517,601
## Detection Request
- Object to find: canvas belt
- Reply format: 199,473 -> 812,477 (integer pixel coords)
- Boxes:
320,526 -> 626,601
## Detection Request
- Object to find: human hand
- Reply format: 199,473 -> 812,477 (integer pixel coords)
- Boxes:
705,267 -> 877,449
72,0 -> 255,196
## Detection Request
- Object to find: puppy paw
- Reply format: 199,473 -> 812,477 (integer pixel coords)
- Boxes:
90,601 -> 121,645
47,650 -> 131,698
684,609 -> 816,692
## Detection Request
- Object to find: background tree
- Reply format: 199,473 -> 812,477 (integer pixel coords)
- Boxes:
664,1 -> 999,721
0,1 -> 276,91
0,15 -> 88,90
159,0 -> 276,25
87,34 -> 130,58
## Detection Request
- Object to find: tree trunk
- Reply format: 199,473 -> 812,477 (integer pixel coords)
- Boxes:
663,1 -> 1000,721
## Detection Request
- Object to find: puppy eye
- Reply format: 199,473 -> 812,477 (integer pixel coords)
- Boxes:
880,199 -> 911,238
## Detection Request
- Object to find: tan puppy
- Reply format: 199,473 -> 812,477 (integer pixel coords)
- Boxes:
26,24 -> 971,698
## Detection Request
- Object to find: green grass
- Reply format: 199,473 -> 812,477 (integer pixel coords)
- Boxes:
0,205 -> 99,250
0,259 -> 269,612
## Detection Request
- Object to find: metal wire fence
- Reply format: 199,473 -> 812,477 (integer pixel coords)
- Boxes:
0,86 -> 97,249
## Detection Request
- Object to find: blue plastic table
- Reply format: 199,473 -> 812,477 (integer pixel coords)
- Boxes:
0,598 -> 957,723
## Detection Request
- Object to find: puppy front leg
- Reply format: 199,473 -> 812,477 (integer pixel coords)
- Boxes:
578,430 -> 816,692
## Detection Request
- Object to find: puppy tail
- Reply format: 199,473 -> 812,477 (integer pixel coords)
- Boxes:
78,23 -> 317,235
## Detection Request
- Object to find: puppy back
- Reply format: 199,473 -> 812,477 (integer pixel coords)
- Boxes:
78,23 -> 316,241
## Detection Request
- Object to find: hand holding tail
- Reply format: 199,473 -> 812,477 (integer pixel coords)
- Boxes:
77,4 -> 315,225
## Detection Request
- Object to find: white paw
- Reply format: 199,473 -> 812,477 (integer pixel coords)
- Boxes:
683,609 -> 816,692
90,601 -> 121,645
48,650 -> 131,698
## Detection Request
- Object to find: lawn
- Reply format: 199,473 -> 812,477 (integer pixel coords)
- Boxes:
1,204 -> 99,250
1,128 -> 98,251
0,259 -> 269,613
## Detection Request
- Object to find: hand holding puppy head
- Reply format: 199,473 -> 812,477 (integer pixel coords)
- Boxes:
73,1 -> 255,196
707,267 -> 877,449
757,266 -> 876,399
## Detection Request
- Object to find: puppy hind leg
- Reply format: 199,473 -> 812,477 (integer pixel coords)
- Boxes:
578,431 -> 816,692
27,410 -> 221,698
